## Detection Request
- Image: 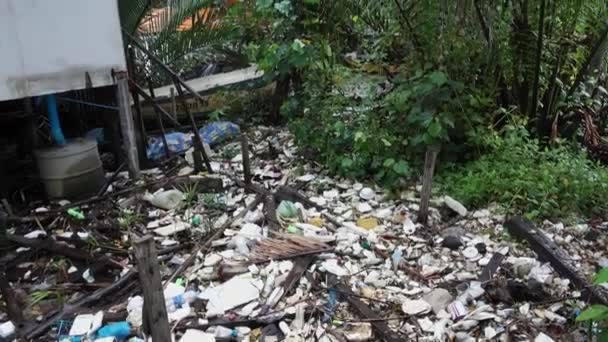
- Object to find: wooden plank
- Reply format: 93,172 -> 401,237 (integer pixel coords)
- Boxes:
143,66 -> 263,100
271,256 -> 313,308
336,283 -> 406,342
115,71 -> 141,179
133,235 -> 171,342
505,217 -> 608,305
479,252 -> 505,283
0,270 -> 23,325
418,147 -> 439,224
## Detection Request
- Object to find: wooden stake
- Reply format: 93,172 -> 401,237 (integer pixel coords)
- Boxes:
115,71 -> 141,179
148,79 -> 171,159
418,147 -> 439,224
170,87 -> 177,122
133,235 -> 171,342
0,271 -> 23,325
240,133 -> 252,185
173,80 -> 213,173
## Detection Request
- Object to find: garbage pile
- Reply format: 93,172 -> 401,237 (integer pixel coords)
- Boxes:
0,126 -> 606,342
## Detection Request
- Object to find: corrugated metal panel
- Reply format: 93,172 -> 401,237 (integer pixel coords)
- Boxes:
0,0 -> 126,102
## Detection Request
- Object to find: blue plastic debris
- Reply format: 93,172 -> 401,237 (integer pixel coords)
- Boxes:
146,121 -> 240,160
96,322 -> 131,340
323,288 -> 338,323
146,132 -> 193,160
198,121 -> 240,146
392,248 -> 402,271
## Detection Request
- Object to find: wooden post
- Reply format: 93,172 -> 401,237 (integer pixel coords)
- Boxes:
240,133 -> 252,185
133,235 -> 171,342
148,79 -> 171,159
0,271 -> 23,325
126,47 -> 150,169
418,147 -> 439,224
173,80 -> 213,173
170,87 -> 177,122
115,71 -> 141,179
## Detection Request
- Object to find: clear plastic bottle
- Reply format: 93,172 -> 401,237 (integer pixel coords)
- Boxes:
165,290 -> 198,313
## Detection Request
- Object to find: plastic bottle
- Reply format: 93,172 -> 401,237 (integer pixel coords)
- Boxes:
165,290 -> 198,313
142,189 -> 184,210
207,326 -> 237,338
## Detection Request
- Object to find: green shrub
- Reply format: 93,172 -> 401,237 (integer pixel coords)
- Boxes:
289,68 -> 491,187
441,126 -> 608,220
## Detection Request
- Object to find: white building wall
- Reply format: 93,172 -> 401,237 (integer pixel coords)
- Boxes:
0,0 -> 126,101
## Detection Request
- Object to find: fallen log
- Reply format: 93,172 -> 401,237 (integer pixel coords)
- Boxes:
6,235 -> 122,269
505,217 -> 608,305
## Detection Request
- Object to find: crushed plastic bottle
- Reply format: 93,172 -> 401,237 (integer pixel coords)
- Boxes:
142,189 -> 184,210
166,290 -> 198,313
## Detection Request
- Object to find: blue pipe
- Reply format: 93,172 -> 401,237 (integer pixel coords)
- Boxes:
46,94 -> 66,146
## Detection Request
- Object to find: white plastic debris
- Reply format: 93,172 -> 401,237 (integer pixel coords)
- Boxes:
534,332 -> 555,342
462,246 -> 479,259
199,277 -> 261,316
359,188 -> 375,201
154,221 -> 189,236
484,326 -> 498,339
402,218 -> 417,235
356,202 -> 373,213
444,196 -> 468,216
82,268 -> 95,284
321,259 -> 349,277
179,329 -> 216,342
143,189 -> 184,210
528,263 -> 553,284
417,317 -> 434,333
401,299 -> 432,316
0,321 -> 15,339
203,254 -> 223,267
422,288 -> 453,314
342,322 -> 373,341
24,230 -> 47,239
69,314 -> 96,336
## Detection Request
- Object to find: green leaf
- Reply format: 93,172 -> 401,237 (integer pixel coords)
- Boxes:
429,71 -> 448,86
383,158 -> 395,168
341,158 -> 354,169
381,138 -> 392,147
576,305 -> 608,321
304,0 -> 320,3
256,0 -> 274,9
392,161 -> 410,176
354,131 -> 366,142
428,120 -> 442,138
594,268 -> 608,285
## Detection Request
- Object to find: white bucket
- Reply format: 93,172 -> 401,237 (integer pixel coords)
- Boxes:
35,138 -> 104,198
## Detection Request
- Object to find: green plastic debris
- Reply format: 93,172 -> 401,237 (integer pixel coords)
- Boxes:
286,225 -> 302,234
191,215 -> 201,226
174,278 -> 185,287
360,241 -> 371,250
67,208 -> 85,220
277,200 -> 298,219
